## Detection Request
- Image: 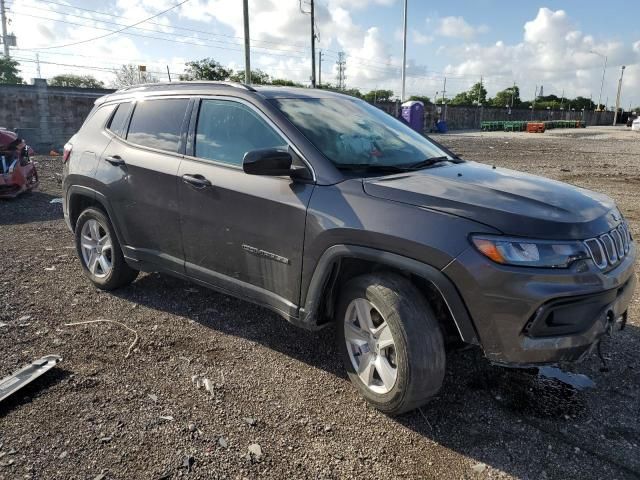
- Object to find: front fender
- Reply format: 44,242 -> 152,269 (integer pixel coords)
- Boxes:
299,244 -> 479,344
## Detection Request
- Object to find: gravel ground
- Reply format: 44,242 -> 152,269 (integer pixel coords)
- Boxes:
1,126 -> 639,479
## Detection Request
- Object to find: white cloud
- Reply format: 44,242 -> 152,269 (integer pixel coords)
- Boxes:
436,16 -> 488,40
436,8 -> 640,106
411,29 -> 433,45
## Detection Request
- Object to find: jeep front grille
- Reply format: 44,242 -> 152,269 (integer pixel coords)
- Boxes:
584,222 -> 633,270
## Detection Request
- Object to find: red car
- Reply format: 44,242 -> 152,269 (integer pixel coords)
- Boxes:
0,128 -> 38,199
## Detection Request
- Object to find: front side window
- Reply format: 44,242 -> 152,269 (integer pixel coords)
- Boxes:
272,97 -> 450,168
107,102 -> 133,138
127,98 -> 189,152
195,99 -> 287,166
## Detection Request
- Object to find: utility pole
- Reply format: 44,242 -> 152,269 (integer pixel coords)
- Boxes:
166,65 -> 172,82
477,75 -> 483,105
0,0 -> 9,57
36,53 -> 41,78
300,0 -> 317,87
613,65 -> 626,125
336,51 -> 346,90
243,0 -> 251,85
310,0 -> 316,87
441,77 -> 447,121
400,0 -> 407,102
441,77 -> 446,104
318,49 -> 322,88
510,81 -> 516,108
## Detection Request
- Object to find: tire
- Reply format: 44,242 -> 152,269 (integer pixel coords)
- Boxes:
336,272 -> 446,415
75,207 -> 138,290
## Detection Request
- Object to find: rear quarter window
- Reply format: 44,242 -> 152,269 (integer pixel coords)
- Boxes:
79,104 -> 117,134
127,98 -> 189,153
107,102 -> 133,138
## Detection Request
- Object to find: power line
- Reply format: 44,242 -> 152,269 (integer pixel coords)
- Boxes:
8,0 -> 312,51
8,4 -> 309,56
11,11 -> 311,60
28,0 -> 191,50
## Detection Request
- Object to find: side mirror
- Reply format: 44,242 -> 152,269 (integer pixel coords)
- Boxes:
243,147 -> 308,178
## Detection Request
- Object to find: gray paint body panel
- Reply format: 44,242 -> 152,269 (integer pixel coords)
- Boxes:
63,82 -> 637,367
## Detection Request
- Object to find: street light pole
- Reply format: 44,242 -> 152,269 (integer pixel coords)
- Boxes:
590,50 -> 607,111
613,65 -> 626,126
400,0 -> 407,102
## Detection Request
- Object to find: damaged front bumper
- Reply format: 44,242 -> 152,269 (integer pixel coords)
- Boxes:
443,241 -> 637,366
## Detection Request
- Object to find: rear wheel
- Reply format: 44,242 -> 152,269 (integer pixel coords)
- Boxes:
336,273 -> 446,415
75,207 -> 138,290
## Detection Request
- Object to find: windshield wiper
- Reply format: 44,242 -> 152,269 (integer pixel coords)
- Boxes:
335,164 -> 409,173
401,156 -> 453,170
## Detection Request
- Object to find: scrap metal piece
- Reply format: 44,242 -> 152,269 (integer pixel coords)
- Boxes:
0,355 -> 62,402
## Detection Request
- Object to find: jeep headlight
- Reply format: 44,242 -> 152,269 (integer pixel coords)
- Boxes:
471,235 -> 590,268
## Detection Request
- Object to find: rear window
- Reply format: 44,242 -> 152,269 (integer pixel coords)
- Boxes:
107,102 -> 133,138
127,98 -> 189,152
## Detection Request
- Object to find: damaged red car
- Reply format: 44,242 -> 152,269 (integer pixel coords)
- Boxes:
0,127 -> 38,199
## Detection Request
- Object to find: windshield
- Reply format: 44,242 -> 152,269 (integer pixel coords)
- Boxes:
271,97 -> 451,168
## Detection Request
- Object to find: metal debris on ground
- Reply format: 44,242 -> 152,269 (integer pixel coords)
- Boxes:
65,319 -> 139,359
0,355 -> 62,403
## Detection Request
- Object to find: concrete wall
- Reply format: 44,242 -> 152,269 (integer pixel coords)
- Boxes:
0,81 -> 620,153
375,101 -> 616,131
0,79 -> 114,153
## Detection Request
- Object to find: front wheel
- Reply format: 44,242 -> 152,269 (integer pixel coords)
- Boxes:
75,207 -> 138,290
336,273 -> 446,415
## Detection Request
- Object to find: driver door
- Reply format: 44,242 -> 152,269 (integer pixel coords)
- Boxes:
177,98 -> 314,316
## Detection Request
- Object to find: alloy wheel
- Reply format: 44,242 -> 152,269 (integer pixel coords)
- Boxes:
80,219 -> 113,279
344,298 -> 398,394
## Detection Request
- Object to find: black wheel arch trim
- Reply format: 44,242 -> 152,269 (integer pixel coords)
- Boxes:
300,245 -> 479,344
66,185 -> 126,248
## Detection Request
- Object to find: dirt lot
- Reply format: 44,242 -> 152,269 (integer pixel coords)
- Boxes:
1,126 -> 639,479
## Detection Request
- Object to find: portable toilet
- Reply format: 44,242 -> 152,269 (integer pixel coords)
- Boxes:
401,100 -> 425,132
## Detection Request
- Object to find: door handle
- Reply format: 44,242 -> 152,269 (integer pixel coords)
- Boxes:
182,174 -> 212,189
105,155 -> 125,167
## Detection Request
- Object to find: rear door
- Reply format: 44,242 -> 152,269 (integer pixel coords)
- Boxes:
97,97 -> 191,273
177,97 -> 315,316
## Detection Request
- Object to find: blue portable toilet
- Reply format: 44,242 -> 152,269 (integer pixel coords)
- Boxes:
401,100 -> 425,132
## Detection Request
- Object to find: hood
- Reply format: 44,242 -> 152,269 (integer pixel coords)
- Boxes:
363,161 -> 619,239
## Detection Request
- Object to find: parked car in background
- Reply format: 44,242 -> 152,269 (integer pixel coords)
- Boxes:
62,82 -> 636,415
632,118 -> 640,132
0,128 -> 38,199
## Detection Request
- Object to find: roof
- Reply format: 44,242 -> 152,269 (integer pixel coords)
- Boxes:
96,81 -> 354,104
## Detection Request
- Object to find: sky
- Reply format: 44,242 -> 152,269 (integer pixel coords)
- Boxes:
5,0 -> 640,108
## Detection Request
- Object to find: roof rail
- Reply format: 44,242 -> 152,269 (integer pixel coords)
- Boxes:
114,81 -> 257,93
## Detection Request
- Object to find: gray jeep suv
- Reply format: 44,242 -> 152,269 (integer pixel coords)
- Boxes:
62,82 -> 636,414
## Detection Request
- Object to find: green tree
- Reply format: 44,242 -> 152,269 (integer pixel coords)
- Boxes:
271,78 -> 303,87
490,86 -> 520,107
112,64 -> 158,87
0,57 -> 23,84
363,89 -> 394,103
228,69 -> 270,84
50,74 -> 104,88
449,82 -> 487,106
407,95 -> 430,105
567,96 -> 594,110
179,58 -> 231,81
